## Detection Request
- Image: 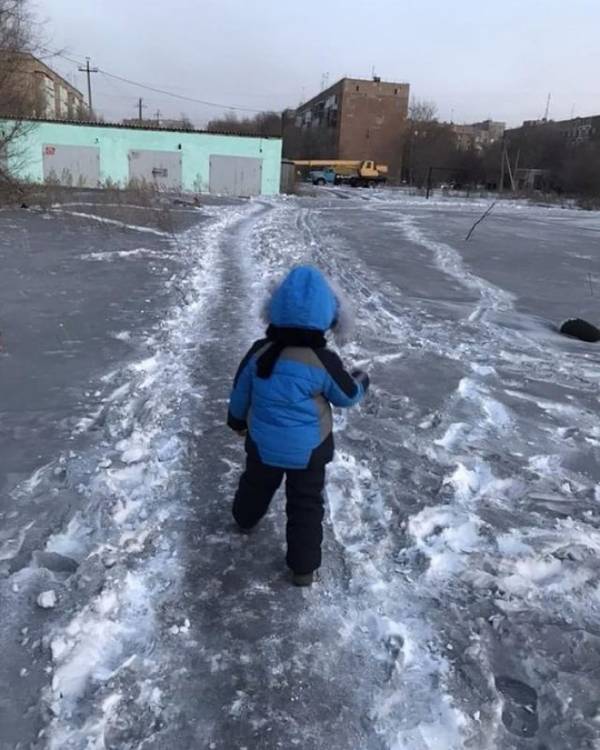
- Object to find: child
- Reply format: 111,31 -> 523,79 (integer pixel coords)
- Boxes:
227,266 -> 369,586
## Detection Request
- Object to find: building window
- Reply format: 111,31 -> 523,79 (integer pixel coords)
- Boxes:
395,88 -> 398,94
356,85 -> 360,92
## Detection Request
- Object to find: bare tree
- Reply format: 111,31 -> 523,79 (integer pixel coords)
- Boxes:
207,110 -> 282,137
402,99 -> 460,185
0,0 -> 37,114
560,142 -> 600,201
408,98 -> 438,122
0,0 -> 38,195
179,113 -> 194,130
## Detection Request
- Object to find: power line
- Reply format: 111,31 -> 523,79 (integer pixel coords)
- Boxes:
97,69 -> 267,113
98,71 -> 143,101
43,47 -> 270,114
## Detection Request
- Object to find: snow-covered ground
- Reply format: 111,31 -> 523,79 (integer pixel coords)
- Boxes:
1,191 -> 600,749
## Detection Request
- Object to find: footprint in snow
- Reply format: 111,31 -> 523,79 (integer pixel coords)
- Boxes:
495,674 -> 539,737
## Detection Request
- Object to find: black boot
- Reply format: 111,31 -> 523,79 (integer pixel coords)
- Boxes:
292,572 -> 314,587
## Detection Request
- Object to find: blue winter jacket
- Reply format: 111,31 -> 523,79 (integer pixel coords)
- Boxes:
227,267 -> 368,469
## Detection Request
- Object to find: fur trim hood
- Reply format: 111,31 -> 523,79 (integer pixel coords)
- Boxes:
261,266 -> 355,343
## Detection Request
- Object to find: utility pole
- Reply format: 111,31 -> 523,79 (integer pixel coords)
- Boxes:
154,110 -> 161,126
426,166 -> 433,199
513,149 -> 520,183
499,142 -> 506,193
136,98 -> 147,123
505,148 -> 516,192
78,57 -> 99,114
543,92 -> 551,122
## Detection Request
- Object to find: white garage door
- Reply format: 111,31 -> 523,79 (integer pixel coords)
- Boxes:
128,150 -> 182,191
209,155 -> 262,197
42,144 -> 100,187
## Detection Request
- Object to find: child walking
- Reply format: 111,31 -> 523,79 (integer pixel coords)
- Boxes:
227,266 -> 369,586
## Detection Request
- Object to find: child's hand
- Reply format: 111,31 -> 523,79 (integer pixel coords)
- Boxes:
352,369 -> 370,393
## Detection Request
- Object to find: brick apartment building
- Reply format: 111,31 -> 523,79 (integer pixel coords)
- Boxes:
506,115 -> 600,147
1,53 -> 88,121
502,115 -> 600,191
452,120 -> 505,151
283,76 -> 410,177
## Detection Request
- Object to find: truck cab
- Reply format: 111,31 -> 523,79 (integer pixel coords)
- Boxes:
309,167 -> 337,186
360,160 -> 377,177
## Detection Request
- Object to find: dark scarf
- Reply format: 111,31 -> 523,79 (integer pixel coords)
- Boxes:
257,325 -> 327,379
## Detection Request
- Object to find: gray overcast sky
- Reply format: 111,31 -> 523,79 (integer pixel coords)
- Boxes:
37,0 -> 600,127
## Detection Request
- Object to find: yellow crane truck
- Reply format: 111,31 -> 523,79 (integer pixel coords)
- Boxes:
292,160 -> 388,187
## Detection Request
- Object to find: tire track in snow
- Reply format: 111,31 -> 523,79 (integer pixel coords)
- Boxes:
170,198 -> 600,749
396,214 -> 515,324
21,203 -> 261,749
311,198 -> 600,747
361,200 -> 599,388
293,206 -> 477,748
142,199 -> 389,750
302,201 -> 600,747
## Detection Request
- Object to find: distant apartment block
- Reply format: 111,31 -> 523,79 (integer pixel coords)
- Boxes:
506,115 -> 600,146
452,120 -> 505,151
283,77 -> 410,176
1,53 -> 88,121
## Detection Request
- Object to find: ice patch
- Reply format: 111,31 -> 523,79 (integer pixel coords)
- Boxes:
397,214 -> 515,322
21,462 -> 54,493
48,573 -> 152,714
434,422 -> 466,450
498,555 -> 593,597
130,354 -> 159,374
496,534 -> 532,557
458,377 -> 512,431
46,515 -> 91,560
37,590 -> 58,609
325,448 -> 471,747
529,454 -> 562,475
471,363 -> 495,377
406,459 -> 520,583
55,209 -> 172,236
82,247 -> 165,261
0,521 -> 34,561
39,202 -> 257,746
445,462 -> 487,501
408,504 -> 483,577
106,382 -> 131,403
390,697 -> 469,750
111,330 -> 132,342
116,432 -> 151,464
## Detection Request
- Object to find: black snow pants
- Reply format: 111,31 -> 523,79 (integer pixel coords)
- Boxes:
232,456 -> 326,575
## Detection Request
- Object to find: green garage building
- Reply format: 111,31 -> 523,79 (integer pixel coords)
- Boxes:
0,118 -> 282,197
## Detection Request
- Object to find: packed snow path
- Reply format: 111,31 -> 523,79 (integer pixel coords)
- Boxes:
2,192 -> 600,749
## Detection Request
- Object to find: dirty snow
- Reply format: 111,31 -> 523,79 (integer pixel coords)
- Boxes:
2,191 -> 600,749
